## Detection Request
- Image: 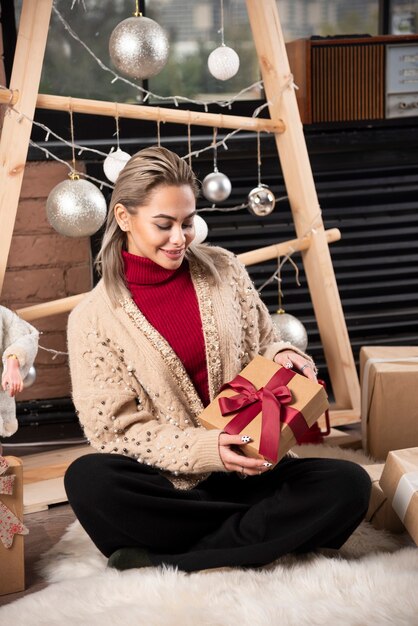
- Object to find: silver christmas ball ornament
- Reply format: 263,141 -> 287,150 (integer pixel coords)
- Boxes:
23,366 -> 36,389
103,148 -> 131,183
193,215 -> 208,244
202,170 -> 232,203
208,45 -> 240,81
247,184 -> 276,216
46,176 -> 107,238
271,310 -> 308,352
109,16 -> 169,80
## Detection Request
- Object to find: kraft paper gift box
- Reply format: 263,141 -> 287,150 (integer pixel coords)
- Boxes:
360,346 -> 418,460
199,355 -> 329,464
379,448 -> 418,546
363,463 -> 404,533
0,456 -> 28,596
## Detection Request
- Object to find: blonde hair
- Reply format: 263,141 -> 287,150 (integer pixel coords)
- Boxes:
95,146 -> 219,306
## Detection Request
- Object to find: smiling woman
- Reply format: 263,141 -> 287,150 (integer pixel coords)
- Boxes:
62,145 -> 372,575
114,185 -> 197,270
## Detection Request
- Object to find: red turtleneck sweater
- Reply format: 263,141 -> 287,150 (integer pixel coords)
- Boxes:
123,250 -> 210,406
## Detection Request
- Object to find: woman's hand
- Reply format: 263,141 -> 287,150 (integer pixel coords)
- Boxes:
218,432 -> 272,477
1,358 -> 24,397
274,350 -> 317,382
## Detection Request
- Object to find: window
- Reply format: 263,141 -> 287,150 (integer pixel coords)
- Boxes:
390,1 -> 417,34
278,0 -> 379,40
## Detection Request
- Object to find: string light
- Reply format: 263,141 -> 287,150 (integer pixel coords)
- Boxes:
197,202 -> 249,214
9,104 -> 110,160
3,94 -> 274,192
28,139 -> 113,189
52,6 -> 263,110
70,0 -> 86,9
256,212 -> 324,294
38,345 -> 68,360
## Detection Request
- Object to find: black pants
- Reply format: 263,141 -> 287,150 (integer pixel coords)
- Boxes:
64,454 -> 371,572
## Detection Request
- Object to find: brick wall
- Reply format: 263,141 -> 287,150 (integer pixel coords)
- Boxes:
2,161 -> 93,400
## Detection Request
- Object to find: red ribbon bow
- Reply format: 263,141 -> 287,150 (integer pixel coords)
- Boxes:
218,368 -> 309,462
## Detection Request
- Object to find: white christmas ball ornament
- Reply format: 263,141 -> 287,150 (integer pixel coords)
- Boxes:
202,170 -> 232,203
271,311 -> 308,352
247,184 -> 276,216
103,148 -> 131,183
46,177 -> 107,238
193,215 -> 208,244
23,366 -> 36,388
208,45 -> 240,81
109,16 -> 169,80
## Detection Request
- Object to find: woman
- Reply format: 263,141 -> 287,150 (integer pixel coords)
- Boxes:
65,146 -> 370,572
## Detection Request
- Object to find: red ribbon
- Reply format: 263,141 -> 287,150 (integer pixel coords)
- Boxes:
218,368 -> 309,462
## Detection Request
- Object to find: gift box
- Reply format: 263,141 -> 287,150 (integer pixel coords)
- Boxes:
360,346 -> 418,460
199,355 -> 329,464
363,463 -> 405,533
380,448 -> 418,546
0,456 -> 28,596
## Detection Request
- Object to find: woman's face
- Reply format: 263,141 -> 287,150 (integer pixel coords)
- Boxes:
115,184 -> 197,270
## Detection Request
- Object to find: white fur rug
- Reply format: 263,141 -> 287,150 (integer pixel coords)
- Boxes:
1,444 -> 417,626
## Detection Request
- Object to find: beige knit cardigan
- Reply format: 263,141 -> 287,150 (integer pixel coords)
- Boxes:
67,246 -> 312,489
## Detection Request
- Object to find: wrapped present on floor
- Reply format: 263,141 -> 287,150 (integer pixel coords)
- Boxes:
360,346 -> 418,460
199,355 -> 329,465
380,448 -> 418,546
0,456 -> 28,596
363,463 -> 404,534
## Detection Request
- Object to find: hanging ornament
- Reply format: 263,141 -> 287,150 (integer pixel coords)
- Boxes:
109,1 -> 169,80
103,148 -> 131,183
208,45 -> 240,81
248,184 -> 276,216
202,128 -> 232,203
270,255 -> 308,352
47,174 -> 107,238
271,310 -> 308,352
193,215 -> 209,244
247,131 -> 276,216
104,114 -> 131,183
202,171 -> 231,203
47,108 -> 107,238
208,0 -> 239,81
23,366 -> 36,389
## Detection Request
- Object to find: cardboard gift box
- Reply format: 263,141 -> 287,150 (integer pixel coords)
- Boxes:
380,448 -> 418,546
360,346 -> 418,460
363,463 -> 405,534
0,456 -> 28,596
199,355 -> 329,464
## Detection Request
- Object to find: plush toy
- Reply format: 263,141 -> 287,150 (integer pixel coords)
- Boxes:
0,306 -> 39,439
